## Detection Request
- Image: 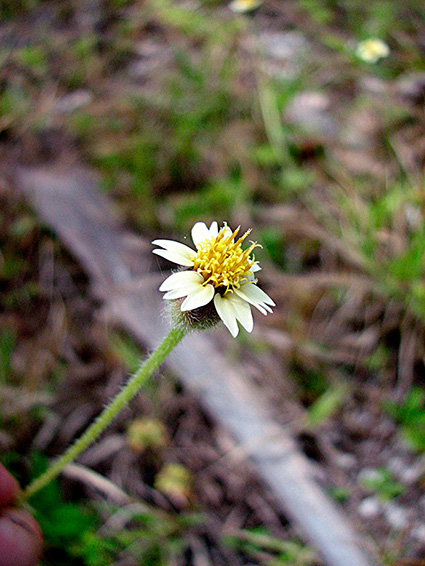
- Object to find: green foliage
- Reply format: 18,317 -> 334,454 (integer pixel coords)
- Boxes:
297,0 -> 334,25
147,0 -> 241,39
14,45 -> 48,77
364,344 -> 392,373
384,387 -> 425,453
320,181 -> 425,321
358,467 -> 406,502
4,453 -> 200,566
306,383 -> 349,428
260,228 -> 286,268
73,532 -> 118,566
2,452 -> 97,565
329,486 -> 352,503
73,506 -> 202,566
0,0 -> 39,19
0,329 -> 16,382
28,454 -> 98,556
224,527 -> 317,565
92,12 -> 244,229
256,78 -> 314,196
173,176 -> 246,230
293,366 -> 329,405
108,331 -> 143,373
0,85 -> 32,133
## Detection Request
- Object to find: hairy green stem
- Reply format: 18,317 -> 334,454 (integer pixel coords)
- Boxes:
21,325 -> 187,502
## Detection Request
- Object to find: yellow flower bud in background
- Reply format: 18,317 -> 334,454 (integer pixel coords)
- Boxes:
155,463 -> 192,504
126,417 -> 167,453
229,0 -> 262,13
355,39 -> 390,64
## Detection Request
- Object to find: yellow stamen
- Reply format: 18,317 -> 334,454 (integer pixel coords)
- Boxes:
192,225 -> 260,289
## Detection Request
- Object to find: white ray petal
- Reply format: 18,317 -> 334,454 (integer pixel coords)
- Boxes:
159,270 -> 203,292
260,303 -> 273,313
214,294 -> 239,337
152,239 -> 195,255
208,221 -> 219,238
181,284 -> 215,311
152,240 -> 195,266
235,283 -> 275,306
191,222 -> 211,246
164,289 -> 194,300
152,249 -> 194,266
222,225 -> 233,238
250,263 -> 261,273
234,283 -> 273,315
228,295 -> 253,333
163,279 -> 204,299
249,302 -> 268,315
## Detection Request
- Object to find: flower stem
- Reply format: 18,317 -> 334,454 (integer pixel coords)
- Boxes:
21,325 -> 187,502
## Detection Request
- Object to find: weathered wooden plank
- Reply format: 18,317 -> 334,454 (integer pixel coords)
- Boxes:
15,165 -> 377,566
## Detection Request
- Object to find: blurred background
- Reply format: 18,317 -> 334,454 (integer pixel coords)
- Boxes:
2,0 -> 425,564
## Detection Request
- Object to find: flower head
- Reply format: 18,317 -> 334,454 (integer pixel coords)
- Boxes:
229,0 -> 262,13
355,39 -> 390,64
153,221 -> 275,337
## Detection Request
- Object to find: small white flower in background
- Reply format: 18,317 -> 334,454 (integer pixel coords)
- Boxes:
229,0 -> 262,14
355,39 -> 390,64
153,221 -> 275,337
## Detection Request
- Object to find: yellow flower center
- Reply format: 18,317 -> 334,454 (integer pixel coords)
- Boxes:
192,226 -> 259,291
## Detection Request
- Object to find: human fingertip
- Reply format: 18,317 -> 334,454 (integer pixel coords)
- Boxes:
0,507 -> 43,566
0,464 -> 21,508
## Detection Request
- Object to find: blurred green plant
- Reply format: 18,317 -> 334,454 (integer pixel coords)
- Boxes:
5,452 -> 200,566
4,452 -> 97,566
0,85 -> 32,134
172,176 -> 247,230
306,383 -> 349,428
298,0 -> 425,75
329,486 -> 352,503
92,31 -> 245,228
0,329 -> 16,383
297,0 -> 333,25
224,527 -> 317,565
384,387 -> 425,453
358,466 -> 406,502
14,44 -> 48,78
310,179 -> 425,321
292,366 -> 329,407
0,0 -> 39,19
108,331 -> 143,373
73,505 -> 203,566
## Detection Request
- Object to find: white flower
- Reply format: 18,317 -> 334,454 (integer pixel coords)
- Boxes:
153,221 -> 275,337
229,0 -> 262,13
355,39 -> 390,64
